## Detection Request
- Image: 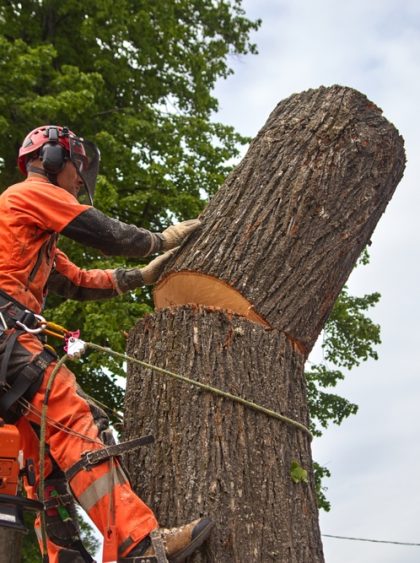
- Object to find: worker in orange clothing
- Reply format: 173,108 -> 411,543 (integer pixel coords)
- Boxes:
0,125 -> 213,562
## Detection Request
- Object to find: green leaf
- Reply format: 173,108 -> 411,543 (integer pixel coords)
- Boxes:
290,460 -> 308,484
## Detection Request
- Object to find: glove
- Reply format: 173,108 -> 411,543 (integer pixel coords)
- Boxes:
140,248 -> 178,285
161,219 -> 201,251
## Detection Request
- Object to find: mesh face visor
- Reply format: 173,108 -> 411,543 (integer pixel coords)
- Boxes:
69,137 -> 100,205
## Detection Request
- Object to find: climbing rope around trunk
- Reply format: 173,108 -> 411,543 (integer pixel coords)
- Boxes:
85,341 -> 313,439
37,339 -> 312,561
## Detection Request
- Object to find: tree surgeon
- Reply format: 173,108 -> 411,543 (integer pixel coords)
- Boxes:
0,125 -> 213,563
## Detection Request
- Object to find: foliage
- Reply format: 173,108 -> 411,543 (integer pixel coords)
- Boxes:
312,462 -> 332,512
22,511 -> 100,562
0,0 -> 260,422
78,511 -> 101,555
290,460 -> 308,484
22,513 -> 40,563
0,0 -> 382,546
307,285 -> 380,438
0,0 -> 260,558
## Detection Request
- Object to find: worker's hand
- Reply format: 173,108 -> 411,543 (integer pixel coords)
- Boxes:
161,219 -> 201,251
140,248 -> 178,285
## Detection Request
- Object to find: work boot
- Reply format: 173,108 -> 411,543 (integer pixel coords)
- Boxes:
120,517 -> 213,562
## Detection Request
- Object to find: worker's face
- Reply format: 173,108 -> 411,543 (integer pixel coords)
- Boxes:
57,160 -> 84,199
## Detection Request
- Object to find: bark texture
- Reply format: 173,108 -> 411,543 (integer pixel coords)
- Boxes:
0,528 -> 23,562
154,85 -> 405,353
125,308 -> 321,562
124,86 -> 405,562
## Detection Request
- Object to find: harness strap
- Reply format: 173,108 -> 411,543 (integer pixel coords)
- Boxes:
65,434 -> 154,482
121,556 -> 158,562
0,330 -> 19,388
118,531 -> 168,562
150,530 -> 169,563
53,544 -> 93,563
0,290 -> 39,331
0,288 -> 27,310
0,346 -> 56,423
43,493 -> 74,511
41,477 -> 95,562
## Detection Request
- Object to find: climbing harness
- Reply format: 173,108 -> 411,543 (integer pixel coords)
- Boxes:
0,291 -> 58,423
35,353 -> 157,563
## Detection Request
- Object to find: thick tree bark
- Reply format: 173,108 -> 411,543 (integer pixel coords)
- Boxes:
124,86 -> 405,562
125,309 -> 320,562
154,85 -> 405,353
0,528 -> 23,562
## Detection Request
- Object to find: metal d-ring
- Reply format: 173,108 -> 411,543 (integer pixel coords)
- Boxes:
0,312 -> 8,331
15,313 -> 47,334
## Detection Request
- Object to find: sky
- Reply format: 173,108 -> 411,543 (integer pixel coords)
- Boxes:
212,1 -> 420,562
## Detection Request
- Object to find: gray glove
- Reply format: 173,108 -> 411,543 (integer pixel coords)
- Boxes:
161,219 -> 201,251
140,248 -> 178,285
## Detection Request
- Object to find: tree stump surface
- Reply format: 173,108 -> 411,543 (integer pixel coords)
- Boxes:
124,85 -> 405,562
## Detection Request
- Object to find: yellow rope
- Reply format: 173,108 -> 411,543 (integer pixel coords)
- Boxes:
35,332 -> 312,559
39,354 -> 69,561
86,341 -> 313,439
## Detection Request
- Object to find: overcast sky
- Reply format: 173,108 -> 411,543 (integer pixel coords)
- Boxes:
212,1 -> 420,562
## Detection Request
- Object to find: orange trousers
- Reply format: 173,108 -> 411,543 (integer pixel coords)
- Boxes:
5,331 -> 158,562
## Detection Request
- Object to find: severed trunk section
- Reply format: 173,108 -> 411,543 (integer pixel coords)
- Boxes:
124,86 -> 405,562
154,86 -> 405,353
125,308 -> 322,562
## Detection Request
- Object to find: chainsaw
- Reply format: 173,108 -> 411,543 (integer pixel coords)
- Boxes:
0,418 -> 43,533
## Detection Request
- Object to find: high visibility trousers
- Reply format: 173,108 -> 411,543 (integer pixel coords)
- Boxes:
4,331 -> 158,562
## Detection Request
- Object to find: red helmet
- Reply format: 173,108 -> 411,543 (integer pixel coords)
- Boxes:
17,125 -> 100,205
18,125 -> 84,175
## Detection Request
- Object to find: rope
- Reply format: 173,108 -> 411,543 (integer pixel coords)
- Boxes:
19,338 -> 311,444
322,534 -> 420,547
38,354 -> 69,562
18,395 -> 102,445
85,341 -> 313,439
32,332 -> 311,560
81,391 -> 124,423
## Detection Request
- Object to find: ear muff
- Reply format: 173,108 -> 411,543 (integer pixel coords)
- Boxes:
39,143 -> 67,175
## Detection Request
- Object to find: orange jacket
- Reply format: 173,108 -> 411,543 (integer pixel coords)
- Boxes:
0,177 -> 162,312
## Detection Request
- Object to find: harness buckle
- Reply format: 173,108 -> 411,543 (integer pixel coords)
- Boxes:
82,450 -> 96,469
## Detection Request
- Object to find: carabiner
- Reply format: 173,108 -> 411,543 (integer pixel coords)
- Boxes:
44,321 -> 69,340
16,313 -> 47,334
0,312 -> 8,331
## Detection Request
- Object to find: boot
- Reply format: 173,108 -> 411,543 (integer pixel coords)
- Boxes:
120,517 -> 213,563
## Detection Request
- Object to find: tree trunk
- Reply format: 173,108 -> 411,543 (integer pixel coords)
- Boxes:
0,528 -> 23,562
124,85 -> 405,562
